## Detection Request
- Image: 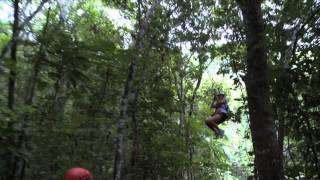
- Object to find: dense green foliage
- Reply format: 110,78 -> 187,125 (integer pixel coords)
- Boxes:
0,0 -> 319,179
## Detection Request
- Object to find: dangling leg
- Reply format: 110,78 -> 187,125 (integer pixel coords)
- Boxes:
205,114 -> 223,135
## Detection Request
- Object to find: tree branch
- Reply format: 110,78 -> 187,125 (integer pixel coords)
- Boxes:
0,0 -> 50,63
291,4 -> 320,62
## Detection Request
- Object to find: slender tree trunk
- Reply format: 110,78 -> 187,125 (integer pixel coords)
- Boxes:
186,80 -> 201,180
186,63 -> 204,180
113,1 -> 161,180
179,76 -> 186,130
173,63 -> 186,130
6,4 -> 52,180
14,57 -> 41,180
5,1 -> 20,179
113,25 -> 141,180
130,4 -> 143,175
173,65 -> 188,178
275,48 -> 291,180
303,117 -> 319,178
277,107 -> 285,177
16,9 -> 51,179
131,102 -> 139,180
113,42 -> 136,180
130,68 -> 146,180
8,0 -> 19,110
16,41 -> 45,180
179,78 -> 188,179
236,1 -> 282,179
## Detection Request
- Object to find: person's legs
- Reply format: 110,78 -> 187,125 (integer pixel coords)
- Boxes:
205,114 -> 223,135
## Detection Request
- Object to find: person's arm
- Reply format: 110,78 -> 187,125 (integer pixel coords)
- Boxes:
211,100 -> 218,108
210,101 -> 217,114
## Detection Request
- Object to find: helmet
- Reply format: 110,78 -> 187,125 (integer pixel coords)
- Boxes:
64,167 -> 93,180
216,90 -> 225,96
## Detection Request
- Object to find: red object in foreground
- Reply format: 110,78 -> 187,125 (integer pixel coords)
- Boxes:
64,167 -> 93,180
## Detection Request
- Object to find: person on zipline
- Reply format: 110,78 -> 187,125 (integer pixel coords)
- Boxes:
205,90 -> 228,137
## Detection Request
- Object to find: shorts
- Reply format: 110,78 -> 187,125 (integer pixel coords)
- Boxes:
211,113 -> 228,124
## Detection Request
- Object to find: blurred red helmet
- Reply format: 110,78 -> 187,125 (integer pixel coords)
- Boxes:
64,167 -> 93,180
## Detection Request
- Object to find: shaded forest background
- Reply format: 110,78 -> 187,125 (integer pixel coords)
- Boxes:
0,0 -> 319,179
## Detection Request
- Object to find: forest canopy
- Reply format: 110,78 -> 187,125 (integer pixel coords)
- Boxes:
0,0 -> 319,179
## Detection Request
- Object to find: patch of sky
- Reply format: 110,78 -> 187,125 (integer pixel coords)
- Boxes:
0,1 -> 12,22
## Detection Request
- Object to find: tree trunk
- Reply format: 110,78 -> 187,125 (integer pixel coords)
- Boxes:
14,56 -> 41,180
8,0 -> 19,110
130,99 -> 139,180
5,1 -> 20,179
186,62 -> 204,180
275,46 -> 292,180
186,81 -> 200,180
16,16 -> 50,180
130,68 -> 146,180
236,1 -> 282,179
113,1 -> 161,180
303,117 -> 319,178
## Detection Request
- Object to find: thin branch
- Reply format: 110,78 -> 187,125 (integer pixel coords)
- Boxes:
291,4 -> 320,62
0,0 -> 50,63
